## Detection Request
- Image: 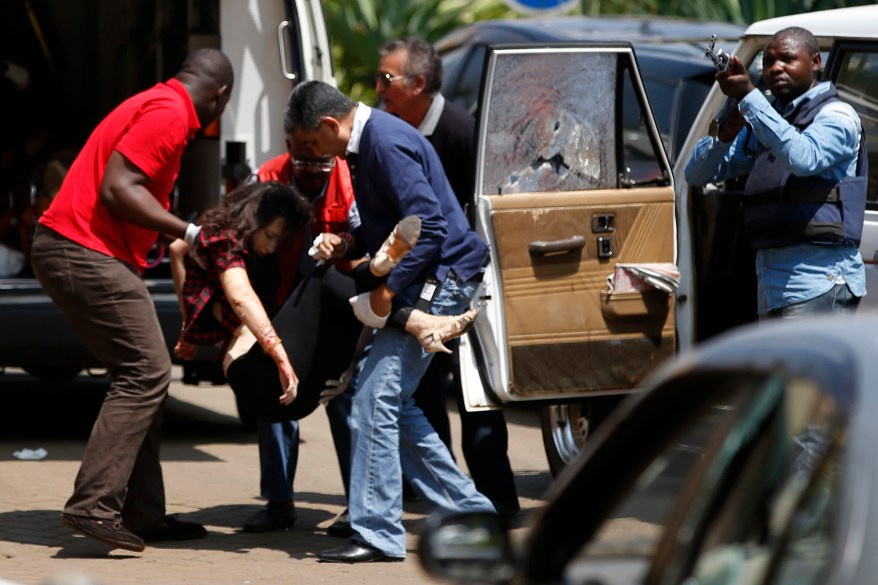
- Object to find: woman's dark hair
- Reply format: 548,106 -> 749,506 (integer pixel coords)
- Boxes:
198,181 -> 312,252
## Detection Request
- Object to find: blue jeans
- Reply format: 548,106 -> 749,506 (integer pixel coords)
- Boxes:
413,346 -> 519,516
258,386 -> 353,503
763,283 -> 860,320
348,275 -> 495,558
257,420 -> 299,503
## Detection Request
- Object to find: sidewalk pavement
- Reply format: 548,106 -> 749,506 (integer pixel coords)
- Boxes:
0,368 -> 552,585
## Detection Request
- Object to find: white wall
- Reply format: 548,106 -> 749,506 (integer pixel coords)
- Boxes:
220,0 -> 295,169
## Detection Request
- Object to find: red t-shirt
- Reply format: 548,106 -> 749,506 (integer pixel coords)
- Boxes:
40,78 -> 200,271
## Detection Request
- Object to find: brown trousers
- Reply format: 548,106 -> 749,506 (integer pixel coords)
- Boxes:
31,225 -> 171,530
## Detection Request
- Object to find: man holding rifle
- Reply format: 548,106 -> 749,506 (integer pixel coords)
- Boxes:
685,26 -> 867,318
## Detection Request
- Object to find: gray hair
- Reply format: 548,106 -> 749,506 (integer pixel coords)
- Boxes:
379,36 -> 443,96
283,81 -> 355,134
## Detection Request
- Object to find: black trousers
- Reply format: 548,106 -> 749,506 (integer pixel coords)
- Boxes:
227,264 -> 362,421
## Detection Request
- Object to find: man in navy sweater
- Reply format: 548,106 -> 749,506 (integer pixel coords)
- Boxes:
285,80 -> 495,563
376,36 -> 520,519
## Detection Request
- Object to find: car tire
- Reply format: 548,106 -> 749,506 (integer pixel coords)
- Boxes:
540,396 -> 622,477
23,366 -> 82,384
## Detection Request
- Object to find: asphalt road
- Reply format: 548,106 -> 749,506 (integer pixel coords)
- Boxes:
0,367 -> 553,585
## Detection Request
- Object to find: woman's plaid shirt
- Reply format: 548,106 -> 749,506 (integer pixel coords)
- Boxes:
180,229 -> 249,346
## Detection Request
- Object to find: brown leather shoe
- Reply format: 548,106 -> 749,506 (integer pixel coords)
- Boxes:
61,513 -> 145,552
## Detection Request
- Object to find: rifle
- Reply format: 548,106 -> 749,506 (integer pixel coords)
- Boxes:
705,35 -> 737,137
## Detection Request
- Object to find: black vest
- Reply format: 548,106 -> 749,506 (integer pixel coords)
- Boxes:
742,85 -> 868,249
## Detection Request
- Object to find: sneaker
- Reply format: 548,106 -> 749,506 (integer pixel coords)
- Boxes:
242,501 -> 297,533
133,515 -> 207,542
61,513 -> 145,552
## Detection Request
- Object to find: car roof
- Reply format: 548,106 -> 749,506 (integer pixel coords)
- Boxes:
744,5 -> 878,40
435,15 -> 745,49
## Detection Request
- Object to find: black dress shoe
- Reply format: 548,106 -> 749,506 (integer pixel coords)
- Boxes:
493,499 -> 521,520
326,509 -> 353,538
133,515 -> 207,542
318,542 -> 403,563
61,513 -> 145,552
242,502 -> 297,533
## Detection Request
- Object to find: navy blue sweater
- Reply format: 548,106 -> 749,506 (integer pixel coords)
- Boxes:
347,109 -> 488,294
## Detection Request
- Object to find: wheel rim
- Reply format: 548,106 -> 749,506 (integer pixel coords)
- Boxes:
547,403 -> 590,465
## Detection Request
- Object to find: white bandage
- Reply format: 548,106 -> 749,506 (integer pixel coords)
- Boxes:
349,293 -> 389,329
184,223 -> 202,247
308,233 -> 323,259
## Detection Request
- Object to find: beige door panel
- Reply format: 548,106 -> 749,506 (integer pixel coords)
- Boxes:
485,187 -> 675,398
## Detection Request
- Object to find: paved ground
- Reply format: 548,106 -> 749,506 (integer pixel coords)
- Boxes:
0,368 -> 553,585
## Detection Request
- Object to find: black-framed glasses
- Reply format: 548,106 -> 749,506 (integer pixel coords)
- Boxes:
291,158 -> 336,172
376,72 -> 410,88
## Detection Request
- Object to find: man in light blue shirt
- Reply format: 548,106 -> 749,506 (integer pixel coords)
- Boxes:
685,26 -> 866,317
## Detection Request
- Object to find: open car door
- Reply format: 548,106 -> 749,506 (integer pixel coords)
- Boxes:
463,44 -> 678,405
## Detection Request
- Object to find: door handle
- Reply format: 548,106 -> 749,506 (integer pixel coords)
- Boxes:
528,235 -> 586,257
277,21 -> 297,81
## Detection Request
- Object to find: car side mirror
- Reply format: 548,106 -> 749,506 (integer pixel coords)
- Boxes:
418,511 -> 516,583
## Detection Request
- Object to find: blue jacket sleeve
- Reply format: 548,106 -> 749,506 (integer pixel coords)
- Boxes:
369,140 -> 448,294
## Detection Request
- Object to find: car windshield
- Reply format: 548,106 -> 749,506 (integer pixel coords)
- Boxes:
480,50 -> 618,194
441,38 -> 731,172
561,371 -> 847,584
478,47 -> 671,193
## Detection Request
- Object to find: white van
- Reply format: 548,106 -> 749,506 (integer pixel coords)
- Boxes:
460,5 -> 878,472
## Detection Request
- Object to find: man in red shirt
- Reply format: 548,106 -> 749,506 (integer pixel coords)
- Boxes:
31,48 -> 234,553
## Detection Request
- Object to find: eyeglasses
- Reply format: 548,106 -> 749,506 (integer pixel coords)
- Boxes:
291,158 -> 336,172
376,72 -> 410,88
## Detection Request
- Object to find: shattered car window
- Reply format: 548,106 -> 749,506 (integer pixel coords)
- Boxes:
481,51 -> 617,195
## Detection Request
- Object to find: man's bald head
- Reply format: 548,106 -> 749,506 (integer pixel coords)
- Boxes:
178,48 -> 234,89
176,48 -> 234,128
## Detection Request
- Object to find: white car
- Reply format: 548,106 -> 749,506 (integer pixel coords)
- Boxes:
459,5 -> 878,472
